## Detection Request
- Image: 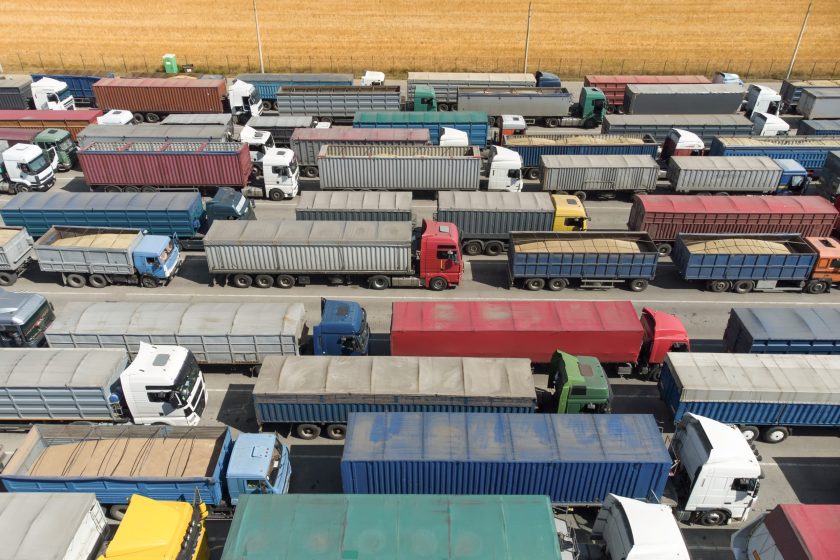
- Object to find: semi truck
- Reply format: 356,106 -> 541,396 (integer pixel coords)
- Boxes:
660,352 -> 840,443
0,288 -> 54,347
456,86 -> 606,128
584,74 -> 712,112
204,219 -> 463,291
273,86 -> 402,122
666,156 -> 809,194
602,114 -> 754,144
406,72 -> 540,111
245,115 -> 315,146
503,133 -> 658,180
709,135 -> 840,173
435,191 -> 589,256
0,425 -> 292,519
732,504 -> 840,560
723,307 -> 840,354
353,111 -> 489,146
295,191 -> 414,222
290,127 -> 430,178
0,108 -> 103,140
796,87 -> 840,119
623,84 -> 746,114
1,142 -> 57,193
627,194 -> 838,255
0,126 -> 76,171
671,233 -> 840,294
33,226 -> 180,288
390,300 -> 690,380
236,72 -> 353,109
92,77 -> 263,123
779,78 -> 840,111
508,230 -> 659,292
32,73 -> 109,107
0,226 -> 34,286
0,345 -> 207,429
1,189 -> 254,250
539,154 -> 659,199
78,141 -> 299,200
0,74 -> 75,110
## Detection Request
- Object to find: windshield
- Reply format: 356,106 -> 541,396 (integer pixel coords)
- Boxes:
159,240 -> 175,264
57,137 -> 74,151
21,301 -> 55,342
175,352 -> 201,403
58,89 -> 73,101
357,320 -> 370,353
288,157 -> 298,175
234,194 -> 248,215
249,91 -> 262,106
28,152 -> 51,174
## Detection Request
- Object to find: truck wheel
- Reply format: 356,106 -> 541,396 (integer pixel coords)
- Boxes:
740,425 -> 760,442
254,274 -> 274,288
141,185 -> 157,193
0,272 -> 17,286
547,278 -> 568,291
140,275 -> 159,288
628,278 -> 649,292
429,277 -> 448,291
232,274 -> 253,288
707,280 -> 730,293
104,185 -> 122,193
526,168 -> 540,180
573,191 -> 587,201
88,274 -> 108,288
546,118 -> 560,128
732,280 -> 754,294
326,424 -> 347,440
124,185 -> 141,193
13,183 -> 29,193
697,510 -> 729,527
762,426 -> 790,443
484,241 -> 504,256
131,113 -> 144,123
276,274 -> 295,289
66,273 -> 86,288
262,100 -> 273,111
656,243 -> 672,256
269,190 -> 284,201
295,423 -> 321,440
304,167 -> 319,178
437,103 -> 450,111
524,278 -> 546,291
463,241 -> 483,256
806,280 -> 829,294
145,112 -> 161,123
368,275 -> 391,290
108,504 -> 129,521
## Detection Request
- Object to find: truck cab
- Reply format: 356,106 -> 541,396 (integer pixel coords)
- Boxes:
714,72 -> 744,86
0,289 -> 54,347
132,234 -> 181,286
660,128 -> 705,161
113,342 -> 207,426
226,79 -> 264,123
239,125 -> 275,161
549,351 -> 611,413
665,413 -> 761,526
636,307 -> 690,380
1,143 -> 56,193
412,85 -> 437,112
535,71 -> 562,87
418,219 -> 463,290
35,128 -> 76,171
256,148 -> 300,200
744,85 -> 781,117
751,112 -> 790,136
205,187 -> 255,222
578,87 -> 607,128
31,77 -> 75,110
551,195 -> 589,231
224,433 -> 292,506
313,298 -> 370,356
774,159 -> 808,194
804,236 -> 840,290
487,146 -> 523,192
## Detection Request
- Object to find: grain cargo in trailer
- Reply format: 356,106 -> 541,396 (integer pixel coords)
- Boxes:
295,191 -> 413,222
622,84 -> 746,115
584,74 -> 712,111
724,307 -> 840,354
709,136 -> 840,172
602,114 -> 753,144
539,154 -> 659,199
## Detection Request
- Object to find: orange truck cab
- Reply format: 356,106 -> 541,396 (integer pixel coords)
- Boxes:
805,236 -> 840,292
418,219 -> 463,290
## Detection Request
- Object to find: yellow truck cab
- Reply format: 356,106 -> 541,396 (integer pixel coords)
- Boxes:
98,494 -> 209,560
552,195 -> 589,231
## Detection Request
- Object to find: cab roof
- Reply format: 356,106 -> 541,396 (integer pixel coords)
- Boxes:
806,236 -> 840,258
226,433 -> 277,478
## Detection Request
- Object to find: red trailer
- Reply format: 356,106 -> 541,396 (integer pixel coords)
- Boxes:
78,141 -> 252,193
584,75 -> 712,111
93,78 -> 227,115
629,194 -> 838,255
0,109 -> 102,141
390,300 -> 689,378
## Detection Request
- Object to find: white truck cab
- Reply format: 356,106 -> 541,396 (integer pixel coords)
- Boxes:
1,143 -> 57,193
487,146 -> 523,192
714,72 -> 744,86
31,77 -> 75,110
751,112 -> 790,136
745,85 -> 781,116
247,147 -> 300,200
97,110 -> 135,125
227,79 -> 264,122
239,125 -> 275,161
660,128 -> 705,160
439,127 -> 469,147
361,71 -> 385,86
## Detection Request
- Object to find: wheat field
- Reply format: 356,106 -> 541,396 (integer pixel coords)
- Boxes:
2,0 -> 840,78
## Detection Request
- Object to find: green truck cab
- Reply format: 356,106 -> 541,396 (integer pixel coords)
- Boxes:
548,350 -> 612,413
577,87 -> 607,128
35,128 -> 77,171
412,85 -> 437,112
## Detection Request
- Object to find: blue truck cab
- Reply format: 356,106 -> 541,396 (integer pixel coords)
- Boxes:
775,159 -> 809,194
535,71 -> 562,87
313,298 -> 370,356
133,234 -> 181,285
225,433 -> 292,506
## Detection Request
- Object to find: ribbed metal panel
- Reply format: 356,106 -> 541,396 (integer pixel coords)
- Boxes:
92,77 -> 226,113
353,111 -> 489,146
0,227 -> 33,270
798,120 -> 840,135
724,307 -> 840,354
780,79 -> 840,107
407,72 -> 537,103
457,88 -> 571,116
797,88 -> 840,119
436,191 -> 554,239
274,87 -> 401,118
504,134 -> 658,167
667,156 -> 783,193
236,73 -> 353,100
295,191 -> 413,221
77,123 -> 229,146
0,109 -> 103,140
584,75 -> 711,107
33,226 -> 140,275
290,128 -> 429,167
540,154 -> 658,193
709,136 -> 840,172
341,412 -> 670,504
602,114 -> 753,143
623,84 -> 746,114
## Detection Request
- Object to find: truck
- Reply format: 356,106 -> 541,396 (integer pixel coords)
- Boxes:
602,114 -> 754,144
77,123 -> 233,146
0,288 -> 54,347
295,190 -> 413,222
390,300 -> 690,380
0,425 -> 292,519
221,494 -> 562,560
77,141 -> 299,200
660,351 -> 840,443
0,189 -> 254,251
1,142 -> 57,193
0,108 -> 103,140
235,72 -> 353,109
0,126 -> 77,171
584,74 -> 712,112
723,307 -> 840,354
161,112 -> 235,133
743,84 -> 782,117
732,504 -> 840,560
0,74 -> 75,110
436,191 -> 589,256
246,115 -> 315,146
507,230 -> 659,292
0,345 -> 207,428
33,226 -> 180,289
353,111 -> 490,146
290,127 -> 430,177
820,150 -> 840,197
407,72 -> 539,111
779,78 -> 840,112
503,133 -> 658,180
796,87 -> 840,119
92,77 -> 263,123
627,194 -> 838,255
709,136 -> 840,173
672,233 -> 840,294
273,86 -> 402,122
0,226 -> 33,288
318,145 -> 523,192
32,73 -> 110,107
456,86 -> 606,128
798,119 -> 840,135
623,84 -> 746,114
204,219 -> 463,291
666,156 -> 809,195
539,154 -> 659,200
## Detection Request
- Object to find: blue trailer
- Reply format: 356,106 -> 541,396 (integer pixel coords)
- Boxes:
798,120 -> 840,136
507,230 -> 659,292
341,412 -> 671,505
708,136 -> 840,173
660,352 -> 840,443
353,111 -> 490,147
723,307 -> 840,354
31,73 -> 111,107
235,73 -> 353,109
0,425 -> 291,518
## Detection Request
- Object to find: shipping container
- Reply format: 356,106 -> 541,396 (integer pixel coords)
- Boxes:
295,191 -> 413,222
584,74 -> 712,110
623,84 -> 746,115
0,127 -> 38,143
798,119 -> 840,136
0,75 -> 32,109
341,412 -> 671,504
273,86 -> 401,120
709,136 -> 840,172
318,145 -> 481,191
246,115 -> 315,146
93,77 -> 227,113
353,111 -> 490,146
602,114 -> 753,144
724,307 -> 840,354
32,73 -> 108,106
539,154 -> 659,197
0,226 -> 34,286
732,504 -> 840,560
780,79 -> 840,110
0,109 -> 103,140
236,73 -> 354,106
77,123 -> 230,146
221,494 -> 562,560
666,156 -> 785,194
407,72 -> 537,106
627,195 -> 837,253
796,87 -> 840,119
46,301 -> 305,365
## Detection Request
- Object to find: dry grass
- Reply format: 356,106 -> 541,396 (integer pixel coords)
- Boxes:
2,0 -> 840,78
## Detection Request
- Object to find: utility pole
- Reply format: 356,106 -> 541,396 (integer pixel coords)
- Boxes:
523,2 -> 533,73
786,0 -> 812,80
253,0 -> 265,73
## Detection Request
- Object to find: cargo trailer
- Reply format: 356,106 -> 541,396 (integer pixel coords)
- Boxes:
666,156 -> 808,194
820,150 -> 840,196
504,133 -> 658,180
602,114 -> 753,144
0,75 -> 33,109
659,352 -> 840,443
273,86 -> 401,122
456,86 -> 607,128
435,191 -> 589,256
353,111 -> 490,147
508,230 -> 659,292
245,115 -> 315,146
798,119 -> 840,135
627,194 -> 838,255
390,300 -> 690,379
539,154 -> 659,199
708,136 -> 840,173
295,191 -> 413,222
732,504 -> 840,560
0,425 -> 291,518
77,123 -> 231,146
204,219 -> 463,291
724,307 -> 840,354
236,73 -> 353,109
584,74 -> 712,111
623,84 -> 746,115
32,73 -> 108,106
0,226 -> 34,286
796,87 -> 840,119
407,72 -> 537,110
779,79 -> 840,111
221,494 -> 562,560
0,109 -> 103,140
46,301 -> 305,365
161,112 -> 235,134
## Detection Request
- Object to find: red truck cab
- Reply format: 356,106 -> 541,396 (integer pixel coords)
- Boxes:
418,220 -> 462,290
637,307 -> 690,380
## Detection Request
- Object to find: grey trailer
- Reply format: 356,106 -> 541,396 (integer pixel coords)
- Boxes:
45,301 -> 306,365
666,156 -> 784,194
77,123 -> 231,146
33,226 -> 142,277
0,75 -> 33,109
407,72 -> 537,109
0,227 -> 34,286
318,145 -> 482,191
456,87 -> 572,125
779,79 -> 840,110
539,154 -> 659,198
602,114 -> 754,144
273,87 -> 402,121
246,115 -> 316,146
623,84 -> 746,115
296,191 -> 413,222
797,88 -> 840,120
821,151 -> 840,196
161,112 -> 235,135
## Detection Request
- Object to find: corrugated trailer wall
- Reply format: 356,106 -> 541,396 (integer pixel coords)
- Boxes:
295,191 -> 413,221
435,191 -> 555,238
584,74 -> 712,108
623,84 -> 746,114
798,120 -> 840,135
602,114 -> 754,144
723,307 -> 840,354
539,154 -> 659,193
456,88 -> 572,116
353,111 -> 489,146
341,412 -> 671,504
709,136 -> 840,172
92,78 -> 226,113
504,134 -> 658,168
779,79 -> 840,108
291,128 -> 430,168
0,110 -> 103,141
666,156 -> 783,193
273,86 -> 402,117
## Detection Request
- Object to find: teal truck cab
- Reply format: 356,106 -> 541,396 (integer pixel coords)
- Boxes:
206,187 -> 255,221
0,288 -> 54,347
313,299 -> 370,356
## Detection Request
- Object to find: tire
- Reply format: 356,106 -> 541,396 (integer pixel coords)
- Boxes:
254,274 -> 274,289
88,274 -> 108,288
262,100 -> 273,111
546,118 -> 560,128
524,278 -> 546,291
547,278 -> 568,291
697,510 -> 730,527
740,425 -> 760,442
526,168 -> 540,180
806,280 -> 829,294
714,191 -> 730,196
429,276 -> 448,291
13,183 -> 29,193
656,243 -> 672,256
438,103 -> 450,111
629,278 -> 649,292
463,241 -> 483,256
108,504 -> 129,521
295,423 -> 321,440
484,241 -> 504,256
141,185 -> 157,193
124,185 -> 141,193
732,280 -> 754,294
573,191 -> 587,201
304,167 -> 319,178
104,185 -> 122,193
132,113 -> 144,123
762,426 -> 790,444
708,280 -> 730,293
0,272 -> 17,286
232,274 -> 253,288
325,424 -> 347,440
276,274 -> 295,289
269,190 -> 284,201
368,275 -> 390,290
66,273 -> 86,288
140,275 -> 159,288
145,112 -> 160,123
